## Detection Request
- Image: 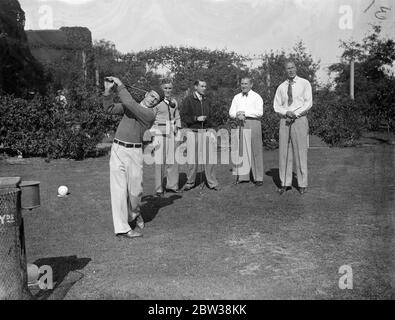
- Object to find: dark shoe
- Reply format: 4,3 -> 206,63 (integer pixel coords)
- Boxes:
236,180 -> 250,184
165,188 -> 182,193
116,230 -> 143,239
208,185 -> 220,191
277,187 -> 287,195
299,187 -> 307,195
136,215 -> 144,229
255,181 -> 263,187
155,191 -> 164,197
182,184 -> 194,192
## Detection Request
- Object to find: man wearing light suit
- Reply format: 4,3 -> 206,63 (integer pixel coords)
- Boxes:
273,60 -> 313,195
229,77 -> 264,186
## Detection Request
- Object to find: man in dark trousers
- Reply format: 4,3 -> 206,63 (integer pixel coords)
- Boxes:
180,79 -> 219,191
103,76 -> 164,239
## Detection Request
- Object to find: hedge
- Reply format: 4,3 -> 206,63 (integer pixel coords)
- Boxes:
0,89 -> 117,160
0,88 -> 366,160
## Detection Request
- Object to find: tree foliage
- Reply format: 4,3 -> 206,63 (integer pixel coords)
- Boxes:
329,25 -> 395,131
0,0 -> 46,96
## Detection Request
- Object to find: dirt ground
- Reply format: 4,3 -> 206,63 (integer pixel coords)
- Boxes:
0,145 -> 394,300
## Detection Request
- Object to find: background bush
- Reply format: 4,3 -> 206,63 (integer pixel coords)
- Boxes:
309,90 -> 366,146
0,87 -> 118,160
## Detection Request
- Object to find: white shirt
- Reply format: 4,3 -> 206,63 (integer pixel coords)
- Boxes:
229,90 -> 263,118
273,76 -> 312,117
195,91 -> 203,102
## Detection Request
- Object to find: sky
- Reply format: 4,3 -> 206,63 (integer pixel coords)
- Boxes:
19,0 -> 395,83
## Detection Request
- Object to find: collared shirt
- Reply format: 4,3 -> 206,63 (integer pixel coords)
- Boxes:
194,91 -> 203,102
229,89 -> 263,119
273,76 -> 313,117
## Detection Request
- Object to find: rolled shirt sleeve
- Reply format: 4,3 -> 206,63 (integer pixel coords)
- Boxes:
253,94 -> 264,118
273,86 -> 288,117
229,96 -> 238,118
294,80 -> 313,118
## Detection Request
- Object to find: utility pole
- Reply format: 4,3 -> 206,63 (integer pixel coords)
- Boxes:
350,59 -> 355,100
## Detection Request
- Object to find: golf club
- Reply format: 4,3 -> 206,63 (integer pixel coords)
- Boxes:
234,118 -> 244,185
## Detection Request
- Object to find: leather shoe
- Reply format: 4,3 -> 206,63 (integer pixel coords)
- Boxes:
209,186 -> 220,191
299,187 -> 307,195
277,187 -> 287,195
165,188 -> 182,193
136,215 -> 144,229
255,181 -> 263,187
182,184 -> 194,192
116,230 -> 143,239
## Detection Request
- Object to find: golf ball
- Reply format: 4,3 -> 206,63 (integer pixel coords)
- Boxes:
58,185 -> 68,196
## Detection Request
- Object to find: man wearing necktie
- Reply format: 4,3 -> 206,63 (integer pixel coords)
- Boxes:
273,60 -> 313,195
229,77 -> 264,186
150,79 -> 182,196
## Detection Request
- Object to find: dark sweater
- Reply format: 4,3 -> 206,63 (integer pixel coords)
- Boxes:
103,85 -> 155,143
180,92 -> 217,130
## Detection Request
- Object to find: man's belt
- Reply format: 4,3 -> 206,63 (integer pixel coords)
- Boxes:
245,117 -> 259,120
156,121 -> 177,126
113,139 -> 142,148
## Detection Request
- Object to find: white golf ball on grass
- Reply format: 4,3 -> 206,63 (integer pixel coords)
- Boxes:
57,185 -> 68,197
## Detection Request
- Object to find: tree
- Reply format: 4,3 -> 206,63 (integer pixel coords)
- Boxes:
0,0 -> 46,96
135,46 -> 248,125
329,25 -> 395,131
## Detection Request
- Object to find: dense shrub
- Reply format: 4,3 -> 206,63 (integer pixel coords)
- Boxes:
0,88 -> 118,159
309,91 -> 366,146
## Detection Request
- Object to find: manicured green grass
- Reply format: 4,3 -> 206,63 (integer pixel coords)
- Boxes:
1,145 -> 394,299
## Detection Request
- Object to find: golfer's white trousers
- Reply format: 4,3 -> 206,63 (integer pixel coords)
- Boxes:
109,143 -> 143,234
279,116 -> 309,188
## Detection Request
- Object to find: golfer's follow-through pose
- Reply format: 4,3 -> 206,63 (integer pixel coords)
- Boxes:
273,60 -> 313,195
103,77 -> 164,238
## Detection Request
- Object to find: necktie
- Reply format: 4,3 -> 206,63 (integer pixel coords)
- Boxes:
287,81 -> 293,106
242,92 -> 248,97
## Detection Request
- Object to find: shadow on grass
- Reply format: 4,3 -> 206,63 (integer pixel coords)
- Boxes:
139,194 -> 183,224
265,168 -> 298,188
30,255 -> 91,300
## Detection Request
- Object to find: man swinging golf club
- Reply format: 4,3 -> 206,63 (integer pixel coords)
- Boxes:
273,60 -> 313,195
103,76 -> 164,239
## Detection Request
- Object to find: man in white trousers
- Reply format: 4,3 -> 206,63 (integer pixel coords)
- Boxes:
150,79 -> 182,196
229,77 -> 264,186
103,76 -> 164,239
273,60 -> 313,195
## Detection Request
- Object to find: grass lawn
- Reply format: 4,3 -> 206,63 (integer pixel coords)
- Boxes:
0,145 -> 394,299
